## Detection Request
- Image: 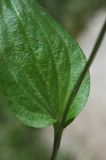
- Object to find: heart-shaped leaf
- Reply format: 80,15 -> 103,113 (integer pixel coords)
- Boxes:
0,0 -> 90,128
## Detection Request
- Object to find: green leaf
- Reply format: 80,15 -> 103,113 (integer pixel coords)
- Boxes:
0,0 -> 90,128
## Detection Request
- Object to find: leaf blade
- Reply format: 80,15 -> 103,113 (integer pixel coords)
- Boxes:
0,0 -> 90,128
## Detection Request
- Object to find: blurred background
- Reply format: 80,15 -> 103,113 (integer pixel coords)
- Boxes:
0,0 -> 106,160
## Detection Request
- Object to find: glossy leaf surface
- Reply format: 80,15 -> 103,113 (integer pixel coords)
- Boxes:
0,0 -> 90,128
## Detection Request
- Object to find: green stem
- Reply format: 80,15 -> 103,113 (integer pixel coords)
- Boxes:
50,126 -> 63,160
50,19 -> 106,160
62,19 -> 106,128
